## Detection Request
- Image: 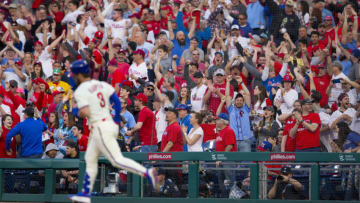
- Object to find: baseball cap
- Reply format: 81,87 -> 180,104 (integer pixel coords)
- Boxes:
215,69 -> 225,76
52,90 -> 63,97
193,71 -> 203,78
165,107 -> 178,117
129,13 -> 141,19
94,31 -> 104,39
176,104 -> 188,111
285,0 -> 294,6
133,49 -> 145,58
216,113 -> 229,121
260,33 -> 268,39
34,41 -> 43,47
257,140 -> 273,152
214,51 -> 223,57
45,143 -> 59,153
15,61 -> 23,66
145,82 -> 155,87
310,65 -> 319,75
263,106 -> 275,112
53,68 -> 61,75
231,24 -> 240,30
9,3 -> 17,9
280,166 -> 292,175
134,93 -> 148,104
301,99 -> 313,105
283,74 -> 293,82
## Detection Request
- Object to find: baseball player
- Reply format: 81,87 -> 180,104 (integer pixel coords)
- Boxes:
68,60 -> 159,203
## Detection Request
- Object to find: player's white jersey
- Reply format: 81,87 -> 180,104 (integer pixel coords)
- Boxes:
74,80 -> 115,124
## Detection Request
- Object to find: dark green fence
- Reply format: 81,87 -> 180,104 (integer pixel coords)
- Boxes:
0,152 -> 359,203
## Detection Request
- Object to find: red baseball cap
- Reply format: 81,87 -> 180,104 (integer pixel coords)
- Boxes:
310,65 -> 319,75
283,74 -> 293,82
52,90 -> 63,97
34,61 -> 42,66
34,41 -> 43,47
129,13 -> 140,19
15,61 -> 23,66
94,31 -> 103,39
134,93 -> 148,104
92,50 -> 102,64
133,49 -> 145,58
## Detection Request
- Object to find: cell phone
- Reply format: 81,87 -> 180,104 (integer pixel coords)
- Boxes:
332,79 -> 341,84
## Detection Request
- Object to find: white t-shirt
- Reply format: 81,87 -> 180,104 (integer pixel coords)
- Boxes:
350,112 -> 360,135
128,62 -> 148,86
191,84 -> 208,112
154,108 -> 167,143
330,72 -> 349,105
104,19 -> 131,43
38,46 -> 54,78
62,9 -> 84,24
329,108 -> 356,139
340,89 -> 357,106
226,36 -> 251,61
274,89 -> 298,114
74,80 -> 115,124
187,127 -> 204,152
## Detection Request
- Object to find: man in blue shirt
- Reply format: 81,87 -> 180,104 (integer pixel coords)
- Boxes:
232,13 -> 253,38
225,76 -> 254,152
6,106 -> 48,158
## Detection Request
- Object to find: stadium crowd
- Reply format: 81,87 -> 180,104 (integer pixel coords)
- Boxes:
0,0 -> 358,163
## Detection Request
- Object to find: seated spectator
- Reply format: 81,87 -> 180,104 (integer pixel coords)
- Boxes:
61,141 -> 79,194
268,166 -> 305,199
42,143 -> 64,159
72,123 -> 88,152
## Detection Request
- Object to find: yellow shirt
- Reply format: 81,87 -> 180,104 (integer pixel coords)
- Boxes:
48,81 -> 72,96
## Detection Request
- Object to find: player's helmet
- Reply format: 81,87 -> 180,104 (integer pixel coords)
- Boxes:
71,60 -> 90,75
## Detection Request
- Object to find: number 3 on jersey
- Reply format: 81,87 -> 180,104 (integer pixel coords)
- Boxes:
97,92 -> 106,108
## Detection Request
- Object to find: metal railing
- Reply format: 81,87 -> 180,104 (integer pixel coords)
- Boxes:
0,152 -> 359,203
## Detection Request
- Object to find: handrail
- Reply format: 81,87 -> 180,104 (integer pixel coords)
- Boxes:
0,152 -> 360,202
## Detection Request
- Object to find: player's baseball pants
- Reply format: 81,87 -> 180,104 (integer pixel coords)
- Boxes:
84,120 -> 147,193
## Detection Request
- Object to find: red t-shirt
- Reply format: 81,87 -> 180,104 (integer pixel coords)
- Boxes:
110,68 -> 126,88
117,62 -> 130,77
205,81 -> 234,115
138,107 -> 157,145
295,113 -> 321,150
307,42 -> 326,57
160,122 -> 183,152
305,74 -> 331,107
0,126 -> 16,158
283,117 -> 296,152
200,123 -> 216,143
215,126 -> 237,152
78,135 -> 89,152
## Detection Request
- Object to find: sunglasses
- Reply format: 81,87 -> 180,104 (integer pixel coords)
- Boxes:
147,87 -> 154,91
216,74 -> 224,76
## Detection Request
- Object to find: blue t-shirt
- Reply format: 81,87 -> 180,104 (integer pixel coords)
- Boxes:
263,75 -> 283,99
227,104 -> 254,141
342,132 -> 360,151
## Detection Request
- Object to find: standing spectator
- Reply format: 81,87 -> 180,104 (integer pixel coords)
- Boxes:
177,104 -> 192,134
225,75 -> 254,152
274,75 -> 298,115
129,49 -> 148,87
204,69 -> 234,115
48,68 -> 72,96
190,71 -> 207,112
182,112 -> 204,152
246,0 -> 266,35
289,99 -> 321,152
161,107 -> 183,152
126,93 -> 157,152
329,93 -> 356,140
254,106 -> 280,147
6,106 -> 47,158
214,113 -> 237,197
266,0 -> 300,43
0,114 -> 16,158
233,13 -> 253,38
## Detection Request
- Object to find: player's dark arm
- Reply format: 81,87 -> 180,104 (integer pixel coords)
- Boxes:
110,93 -> 122,124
